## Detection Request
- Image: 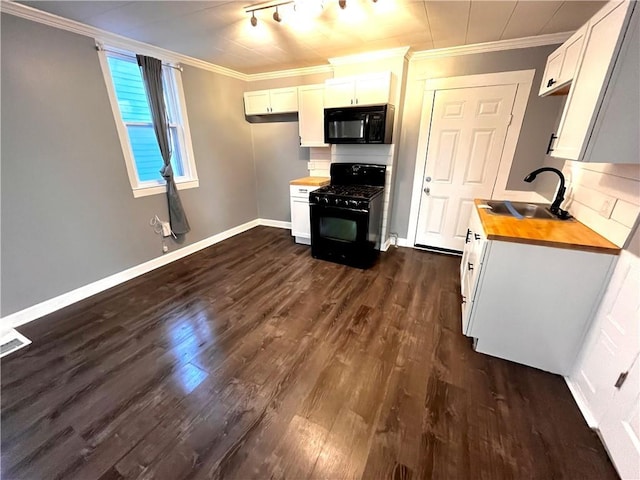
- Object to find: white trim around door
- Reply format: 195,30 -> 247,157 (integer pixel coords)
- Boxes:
406,69 -> 537,248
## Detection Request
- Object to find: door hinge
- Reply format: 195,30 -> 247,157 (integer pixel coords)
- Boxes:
615,371 -> 628,389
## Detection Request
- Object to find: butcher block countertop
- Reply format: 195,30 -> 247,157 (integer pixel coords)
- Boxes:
475,199 -> 620,255
290,176 -> 330,186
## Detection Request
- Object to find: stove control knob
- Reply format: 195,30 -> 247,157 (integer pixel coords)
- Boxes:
349,200 -> 358,208
321,197 -> 329,204
335,198 -> 344,206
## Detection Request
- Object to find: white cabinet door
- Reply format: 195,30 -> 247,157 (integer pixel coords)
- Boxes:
291,198 -> 311,238
558,25 -> 587,86
298,85 -> 327,147
539,47 -> 564,95
324,78 -> 355,108
599,354 -> 640,480
539,26 -> 587,96
354,72 -> 391,106
270,87 -> 298,113
552,1 -> 631,160
290,185 -> 321,243
244,90 -> 271,115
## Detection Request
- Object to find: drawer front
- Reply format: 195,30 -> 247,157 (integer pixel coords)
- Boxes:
290,185 -> 318,198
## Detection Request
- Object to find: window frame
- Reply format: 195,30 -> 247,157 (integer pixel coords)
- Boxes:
98,47 -> 198,198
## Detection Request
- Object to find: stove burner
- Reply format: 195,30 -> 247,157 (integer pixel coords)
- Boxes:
313,184 -> 383,200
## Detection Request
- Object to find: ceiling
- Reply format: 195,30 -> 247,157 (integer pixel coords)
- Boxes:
20,0 -> 607,74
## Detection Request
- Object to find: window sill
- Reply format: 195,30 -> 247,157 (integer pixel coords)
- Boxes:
132,179 -> 199,198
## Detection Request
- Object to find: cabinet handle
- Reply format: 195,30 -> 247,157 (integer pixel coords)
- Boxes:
474,233 -> 481,240
423,187 -> 430,196
461,295 -> 466,304
465,229 -> 471,244
547,78 -> 557,88
546,133 -> 558,154
299,189 -> 308,193
299,135 -> 302,146
468,262 -> 474,272
350,99 -> 353,105
355,98 -> 358,104
615,371 -> 628,389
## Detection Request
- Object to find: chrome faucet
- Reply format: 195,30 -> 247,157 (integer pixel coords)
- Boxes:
524,167 -> 571,219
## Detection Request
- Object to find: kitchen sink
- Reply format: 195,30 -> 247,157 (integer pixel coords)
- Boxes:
484,201 -> 559,220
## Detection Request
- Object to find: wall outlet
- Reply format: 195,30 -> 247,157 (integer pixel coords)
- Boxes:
161,221 -> 172,237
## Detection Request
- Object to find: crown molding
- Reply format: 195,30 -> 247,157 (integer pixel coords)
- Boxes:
328,46 -> 411,66
409,32 -> 571,61
1,1 -> 572,82
246,63 -> 333,82
0,0 -> 249,81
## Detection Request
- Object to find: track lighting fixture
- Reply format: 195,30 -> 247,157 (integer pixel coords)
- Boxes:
245,1 -> 293,26
245,0 -> 326,26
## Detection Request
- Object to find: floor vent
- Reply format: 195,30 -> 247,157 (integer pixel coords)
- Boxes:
0,329 -> 32,358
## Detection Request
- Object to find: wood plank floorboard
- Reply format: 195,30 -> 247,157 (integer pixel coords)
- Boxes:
1,226 -> 617,479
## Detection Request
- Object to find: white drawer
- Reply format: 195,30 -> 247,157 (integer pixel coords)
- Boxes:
290,185 -> 320,198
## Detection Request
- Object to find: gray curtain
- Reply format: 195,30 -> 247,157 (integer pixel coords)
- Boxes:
136,54 -> 190,235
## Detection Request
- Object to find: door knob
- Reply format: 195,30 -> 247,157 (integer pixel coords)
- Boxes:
423,187 -> 430,195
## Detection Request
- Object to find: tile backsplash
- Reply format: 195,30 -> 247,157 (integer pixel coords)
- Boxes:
542,160 -> 640,248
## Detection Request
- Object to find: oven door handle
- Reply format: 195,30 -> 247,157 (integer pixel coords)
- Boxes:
310,204 -> 369,214
363,114 -> 369,141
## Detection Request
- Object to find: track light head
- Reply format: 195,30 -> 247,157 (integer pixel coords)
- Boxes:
339,0 -> 346,8
250,12 -> 257,26
273,7 -> 282,22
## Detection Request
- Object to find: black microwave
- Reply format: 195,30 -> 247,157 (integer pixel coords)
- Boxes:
324,104 -> 395,144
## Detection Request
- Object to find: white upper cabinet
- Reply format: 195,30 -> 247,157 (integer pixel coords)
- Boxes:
548,0 -> 637,162
244,90 -> 271,115
539,48 -> 564,96
324,72 -> 392,108
539,26 -> 587,96
298,84 -> 328,147
244,87 -> 298,115
324,78 -> 354,108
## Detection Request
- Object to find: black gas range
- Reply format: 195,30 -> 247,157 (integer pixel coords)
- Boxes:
309,163 -> 385,269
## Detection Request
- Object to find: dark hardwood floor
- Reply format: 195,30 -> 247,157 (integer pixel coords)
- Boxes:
1,226 -> 617,480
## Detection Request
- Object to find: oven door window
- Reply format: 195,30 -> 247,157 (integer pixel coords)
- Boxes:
319,216 -> 358,242
328,120 -> 364,140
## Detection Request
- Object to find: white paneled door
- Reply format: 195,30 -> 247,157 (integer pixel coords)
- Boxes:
599,354 -> 640,480
415,84 -> 517,251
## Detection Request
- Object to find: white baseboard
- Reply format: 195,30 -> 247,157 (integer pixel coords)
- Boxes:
2,219 -> 260,329
565,377 -> 598,429
258,218 -> 291,229
397,237 -> 411,248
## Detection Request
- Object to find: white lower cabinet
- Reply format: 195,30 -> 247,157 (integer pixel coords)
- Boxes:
460,209 -> 617,376
570,250 -> 640,479
290,185 -> 321,245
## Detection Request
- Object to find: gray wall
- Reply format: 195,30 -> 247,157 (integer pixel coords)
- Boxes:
390,45 -> 565,238
1,14 -> 256,316
249,73 -> 333,222
251,122 -> 309,221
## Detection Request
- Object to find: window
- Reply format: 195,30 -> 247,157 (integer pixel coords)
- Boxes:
99,48 -> 198,197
